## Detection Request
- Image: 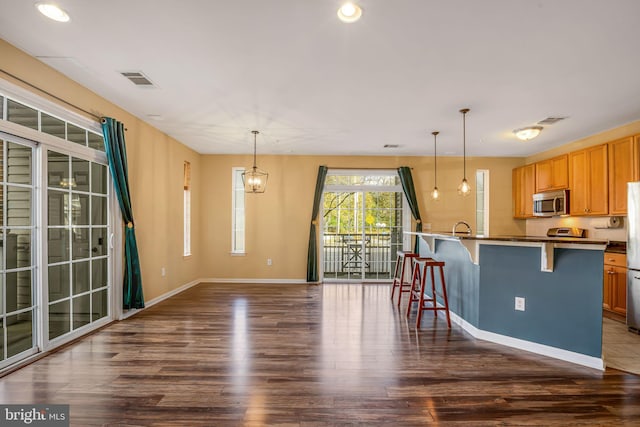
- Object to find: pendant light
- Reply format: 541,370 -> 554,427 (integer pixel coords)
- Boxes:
241,130 -> 268,193
457,108 -> 471,197
431,131 -> 440,201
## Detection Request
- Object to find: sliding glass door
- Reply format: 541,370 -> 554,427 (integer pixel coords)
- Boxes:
0,86 -> 114,371
321,171 -> 410,282
47,150 -> 110,341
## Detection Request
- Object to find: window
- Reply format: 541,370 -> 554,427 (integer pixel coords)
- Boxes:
231,167 -> 245,254
183,162 -> 191,256
1,93 -> 105,152
476,170 -> 490,236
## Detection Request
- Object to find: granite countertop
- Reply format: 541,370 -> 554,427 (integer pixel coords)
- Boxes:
413,231 -> 609,246
605,240 -> 627,253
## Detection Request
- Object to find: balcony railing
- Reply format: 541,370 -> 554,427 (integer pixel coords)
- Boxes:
322,233 -> 403,279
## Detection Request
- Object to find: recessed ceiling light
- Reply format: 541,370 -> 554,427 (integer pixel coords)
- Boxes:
513,126 -> 543,141
337,2 -> 363,23
36,2 -> 70,22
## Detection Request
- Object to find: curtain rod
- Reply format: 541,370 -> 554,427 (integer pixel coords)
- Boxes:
0,68 -> 102,121
325,167 -> 413,170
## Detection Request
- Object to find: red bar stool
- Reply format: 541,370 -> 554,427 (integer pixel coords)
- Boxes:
406,257 -> 451,328
390,251 -> 419,306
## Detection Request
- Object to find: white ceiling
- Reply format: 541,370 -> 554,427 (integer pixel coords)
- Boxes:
1,0 -> 639,157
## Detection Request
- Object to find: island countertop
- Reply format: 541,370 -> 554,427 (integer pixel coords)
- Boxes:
407,231 -> 609,246
406,231 -> 607,272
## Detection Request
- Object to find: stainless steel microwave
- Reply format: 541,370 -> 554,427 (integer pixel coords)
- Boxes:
533,189 -> 569,217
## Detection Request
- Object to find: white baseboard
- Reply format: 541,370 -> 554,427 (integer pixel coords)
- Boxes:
447,310 -> 604,371
200,278 -> 309,284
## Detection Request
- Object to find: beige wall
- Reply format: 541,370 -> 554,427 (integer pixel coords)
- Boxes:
200,154 -> 525,280
0,39 -> 202,302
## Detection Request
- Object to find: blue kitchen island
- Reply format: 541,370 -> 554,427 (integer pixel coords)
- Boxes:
407,232 -> 608,370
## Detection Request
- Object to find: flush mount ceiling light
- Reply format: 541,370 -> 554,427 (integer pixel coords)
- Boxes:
431,131 -> 440,201
337,2 -> 363,23
457,108 -> 471,197
36,2 -> 70,22
513,126 -> 543,141
241,130 -> 268,194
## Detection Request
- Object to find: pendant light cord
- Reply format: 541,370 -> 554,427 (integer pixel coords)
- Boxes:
252,130 -> 259,169
432,131 -> 439,187
460,109 -> 469,180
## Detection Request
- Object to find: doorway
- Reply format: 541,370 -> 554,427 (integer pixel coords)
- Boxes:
320,170 -> 410,282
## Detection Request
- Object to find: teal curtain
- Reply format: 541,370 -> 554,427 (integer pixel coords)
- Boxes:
102,117 -> 145,309
397,166 -> 423,254
306,166 -> 328,282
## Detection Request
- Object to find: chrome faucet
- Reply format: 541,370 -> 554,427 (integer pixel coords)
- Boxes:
452,221 -> 472,235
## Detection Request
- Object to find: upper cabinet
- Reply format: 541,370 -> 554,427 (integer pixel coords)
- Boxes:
513,164 -> 535,218
535,154 -> 568,192
608,136 -> 640,215
569,144 -> 608,216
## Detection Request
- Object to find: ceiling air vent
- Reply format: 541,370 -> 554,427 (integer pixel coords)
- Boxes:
537,117 -> 567,125
120,71 -> 155,87
384,144 -> 400,148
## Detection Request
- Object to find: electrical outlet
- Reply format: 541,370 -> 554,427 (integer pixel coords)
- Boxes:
267,258 -> 272,266
161,267 -> 166,277
515,297 -> 525,311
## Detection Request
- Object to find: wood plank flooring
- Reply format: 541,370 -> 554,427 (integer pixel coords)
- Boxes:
1,283 -> 640,426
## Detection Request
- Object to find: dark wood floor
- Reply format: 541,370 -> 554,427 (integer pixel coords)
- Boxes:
2,283 -> 640,426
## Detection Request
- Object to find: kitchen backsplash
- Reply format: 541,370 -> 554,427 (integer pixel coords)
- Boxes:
526,216 -> 627,241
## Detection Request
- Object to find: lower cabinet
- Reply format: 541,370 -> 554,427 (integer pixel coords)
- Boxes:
603,253 -> 627,316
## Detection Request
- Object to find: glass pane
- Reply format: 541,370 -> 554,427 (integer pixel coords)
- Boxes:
7,311 -> 32,357
49,300 -> 70,340
41,113 -> 66,139
72,294 -> 90,329
92,258 -> 108,289
71,194 -> 89,226
7,186 -> 32,226
7,142 -> 32,184
72,227 -> 90,260
72,261 -> 90,295
48,191 -> 68,226
48,264 -> 70,302
92,289 -> 108,321
72,158 -> 90,192
91,163 -> 107,194
7,100 -> 38,130
5,230 -> 31,269
48,151 -> 69,190
0,274 -> 3,314
0,319 -> 4,361
67,123 -> 87,146
5,271 -> 32,313
92,228 -> 107,257
48,228 -> 70,263
88,132 -> 105,152
91,196 -> 107,225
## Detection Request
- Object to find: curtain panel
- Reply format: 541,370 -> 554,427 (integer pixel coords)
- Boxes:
306,166 -> 328,282
397,166 -> 423,254
102,117 -> 145,309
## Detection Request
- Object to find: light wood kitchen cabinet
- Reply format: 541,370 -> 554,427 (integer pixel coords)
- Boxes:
535,154 -> 568,192
608,136 -> 640,215
569,144 -> 608,216
513,164 -> 535,218
603,252 -> 627,316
